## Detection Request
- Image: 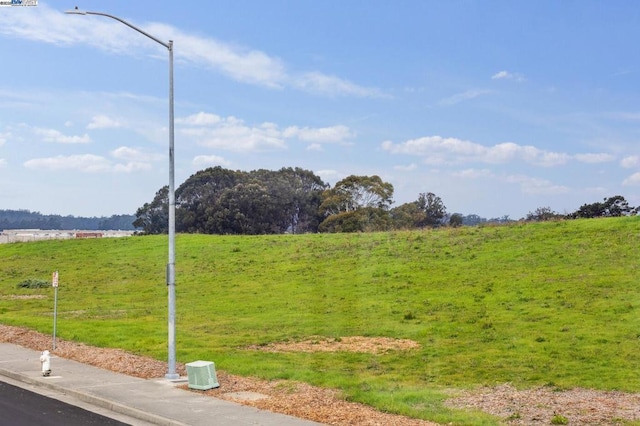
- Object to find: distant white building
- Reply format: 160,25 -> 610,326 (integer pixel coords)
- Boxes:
0,229 -> 135,244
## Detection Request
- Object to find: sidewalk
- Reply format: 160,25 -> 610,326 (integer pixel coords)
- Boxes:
0,343 -> 322,426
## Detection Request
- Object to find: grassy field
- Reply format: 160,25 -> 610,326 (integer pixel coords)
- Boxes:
1,217 -> 639,424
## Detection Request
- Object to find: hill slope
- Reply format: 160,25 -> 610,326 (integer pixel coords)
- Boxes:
1,217 -> 638,424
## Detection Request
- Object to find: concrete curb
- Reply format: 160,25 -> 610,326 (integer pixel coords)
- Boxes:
0,367 -> 187,426
0,343 -> 322,426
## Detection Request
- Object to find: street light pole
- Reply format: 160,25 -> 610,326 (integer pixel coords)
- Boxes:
66,8 -> 179,380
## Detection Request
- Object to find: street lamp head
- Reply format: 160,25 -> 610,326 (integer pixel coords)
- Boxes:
64,8 -> 171,50
64,7 -> 86,15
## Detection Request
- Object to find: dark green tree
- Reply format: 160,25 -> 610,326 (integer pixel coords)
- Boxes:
249,167 -> 327,234
207,182 -> 281,234
569,195 -> 635,219
176,166 -> 243,233
390,202 -> 423,230
602,195 -> 633,216
390,192 -> 447,229
416,192 -> 447,227
318,207 -> 392,233
449,213 -> 463,227
137,166 -> 326,235
133,186 -> 169,234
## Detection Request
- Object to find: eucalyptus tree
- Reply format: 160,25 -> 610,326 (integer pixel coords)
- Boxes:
319,175 -> 394,232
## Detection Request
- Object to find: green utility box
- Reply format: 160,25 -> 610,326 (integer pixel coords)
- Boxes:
186,360 -> 220,390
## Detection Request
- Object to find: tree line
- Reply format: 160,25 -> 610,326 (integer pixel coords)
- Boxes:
133,166 -> 453,234
525,195 -> 638,221
5,168 -> 634,235
133,166 -> 638,235
0,209 -> 137,231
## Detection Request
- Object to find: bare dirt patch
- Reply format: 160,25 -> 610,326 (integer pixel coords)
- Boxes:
2,324 -> 639,425
446,383 -> 640,425
246,335 -> 421,354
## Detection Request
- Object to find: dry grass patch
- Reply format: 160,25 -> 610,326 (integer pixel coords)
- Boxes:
246,336 -> 421,354
1,295 -> 47,300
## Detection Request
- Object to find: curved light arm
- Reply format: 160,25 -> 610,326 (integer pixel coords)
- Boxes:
65,8 -> 171,50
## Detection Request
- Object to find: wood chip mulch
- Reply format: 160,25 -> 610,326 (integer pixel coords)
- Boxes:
0,325 -> 434,425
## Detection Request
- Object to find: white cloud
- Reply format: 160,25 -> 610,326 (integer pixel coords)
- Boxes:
113,162 -> 152,173
283,125 -> 354,143
574,153 -> 615,163
382,136 -> 483,157
623,172 -> 640,186
439,89 -> 491,106
306,143 -> 323,152
24,154 -> 110,172
382,136 -> 603,167
492,71 -> 510,80
179,113 -> 354,153
177,112 -> 222,126
192,155 -> 232,167
182,116 -> 285,152
452,169 -> 569,195
0,132 -> 9,146
293,72 -> 385,98
0,5 -> 380,97
34,127 -> 91,144
621,155 -> 640,168
506,175 -> 570,195
111,146 -> 162,162
87,114 -> 122,130
0,159 -> 6,168
23,153 -> 152,174
528,150 -> 570,167
156,23 -> 288,88
111,147 -> 141,161
492,70 -> 526,82
452,168 -> 494,179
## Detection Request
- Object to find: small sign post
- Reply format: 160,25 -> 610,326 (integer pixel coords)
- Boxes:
52,271 -> 58,350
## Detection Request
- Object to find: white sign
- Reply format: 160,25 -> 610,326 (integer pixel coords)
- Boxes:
52,271 -> 58,288
0,0 -> 38,6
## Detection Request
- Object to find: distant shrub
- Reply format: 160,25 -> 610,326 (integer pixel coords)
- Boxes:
551,414 -> 569,425
17,279 -> 50,289
404,312 -> 417,320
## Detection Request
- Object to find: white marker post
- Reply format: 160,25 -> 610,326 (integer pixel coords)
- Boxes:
52,271 -> 58,350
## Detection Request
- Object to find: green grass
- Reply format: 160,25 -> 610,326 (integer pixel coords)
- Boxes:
1,217 -> 639,424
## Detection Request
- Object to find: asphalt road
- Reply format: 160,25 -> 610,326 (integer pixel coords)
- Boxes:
0,380 -> 130,426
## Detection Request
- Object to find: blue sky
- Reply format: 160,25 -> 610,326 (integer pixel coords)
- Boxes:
1,1 -> 639,219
